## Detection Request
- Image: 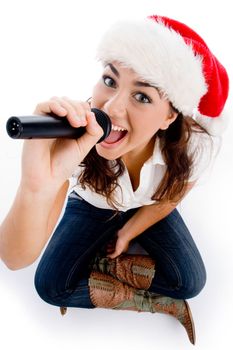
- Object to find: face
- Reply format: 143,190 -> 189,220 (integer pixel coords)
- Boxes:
91,61 -> 177,162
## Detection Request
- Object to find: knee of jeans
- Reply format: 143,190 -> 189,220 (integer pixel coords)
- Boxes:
175,269 -> 207,299
34,268 -> 65,307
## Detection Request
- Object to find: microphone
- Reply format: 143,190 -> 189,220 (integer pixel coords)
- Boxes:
6,108 -> 112,143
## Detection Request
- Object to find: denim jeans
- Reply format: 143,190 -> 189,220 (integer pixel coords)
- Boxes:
34,191 -> 206,309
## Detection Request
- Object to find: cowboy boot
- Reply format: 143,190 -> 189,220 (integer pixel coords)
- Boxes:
90,254 -> 156,290
60,253 -> 154,317
89,271 -> 196,345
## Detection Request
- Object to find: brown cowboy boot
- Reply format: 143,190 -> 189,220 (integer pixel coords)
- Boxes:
89,271 -> 196,345
60,253 -> 155,317
90,254 -> 156,289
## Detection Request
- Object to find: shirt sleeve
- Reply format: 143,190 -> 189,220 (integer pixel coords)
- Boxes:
188,132 -> 221,183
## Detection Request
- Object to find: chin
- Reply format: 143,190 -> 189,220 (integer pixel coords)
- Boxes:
95,145 -> 122,161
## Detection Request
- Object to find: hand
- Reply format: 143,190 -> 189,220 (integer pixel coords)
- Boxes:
21,97 -> 104,191
106,231 -> 131,259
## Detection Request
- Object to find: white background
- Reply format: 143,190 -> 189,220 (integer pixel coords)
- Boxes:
0,1 -> 232,349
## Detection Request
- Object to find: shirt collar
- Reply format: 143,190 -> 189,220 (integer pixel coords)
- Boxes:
151,137 -> 165,166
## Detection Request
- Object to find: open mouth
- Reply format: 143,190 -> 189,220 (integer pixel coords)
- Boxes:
103,124 -> 128,144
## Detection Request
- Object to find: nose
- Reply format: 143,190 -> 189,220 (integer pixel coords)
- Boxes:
104,92 -> 127,119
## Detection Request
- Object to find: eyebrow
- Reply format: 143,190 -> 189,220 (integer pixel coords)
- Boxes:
134,81 -> 154,88
108,63 -> 120,78
107,63 -> 157,89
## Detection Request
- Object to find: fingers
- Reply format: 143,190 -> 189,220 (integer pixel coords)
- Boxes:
107,247 -> 121,259
34,100 -> 67,119
105,237 -> 120,259
106,236 -> 130,259
50,97 -> 91,128
33,97 -> 104,160
84,111 -> 103,138
106,240 -> 116,254
34,97 -> 103,140
34,97 -> 91,129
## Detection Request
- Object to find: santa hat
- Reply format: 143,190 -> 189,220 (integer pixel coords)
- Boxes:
96,15 -> 229,136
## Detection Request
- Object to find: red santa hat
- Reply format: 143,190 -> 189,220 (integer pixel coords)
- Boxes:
96,15 -> 229,136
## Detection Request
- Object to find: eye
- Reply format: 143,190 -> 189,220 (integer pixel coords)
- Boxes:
134,92 -> 151,104
102,75 -> 116,88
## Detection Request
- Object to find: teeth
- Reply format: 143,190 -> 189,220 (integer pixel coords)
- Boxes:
111,124 -> 127,132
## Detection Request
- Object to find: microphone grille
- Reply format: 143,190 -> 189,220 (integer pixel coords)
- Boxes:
91,108 -> 112,143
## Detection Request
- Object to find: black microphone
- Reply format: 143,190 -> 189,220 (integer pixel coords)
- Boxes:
6,108 -> 111,143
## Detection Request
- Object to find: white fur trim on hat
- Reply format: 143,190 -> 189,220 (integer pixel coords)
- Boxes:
194,110 -> 229,136
96,19 -> 208,116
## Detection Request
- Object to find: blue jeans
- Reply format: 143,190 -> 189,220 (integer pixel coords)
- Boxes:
34,191 -> 206,308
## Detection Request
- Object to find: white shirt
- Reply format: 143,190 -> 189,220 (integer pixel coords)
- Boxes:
70,133 -> 219,212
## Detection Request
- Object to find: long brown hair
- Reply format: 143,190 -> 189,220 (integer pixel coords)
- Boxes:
154,113 -> 210,204
77,111 -> 211,209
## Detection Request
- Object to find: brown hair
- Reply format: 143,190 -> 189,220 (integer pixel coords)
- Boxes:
153,113 -> 209,204
77,111 -> 211,210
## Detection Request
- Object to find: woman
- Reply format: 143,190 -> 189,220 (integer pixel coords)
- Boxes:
0,16 -> 229,345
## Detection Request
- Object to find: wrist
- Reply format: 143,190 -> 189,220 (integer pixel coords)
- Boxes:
118,228 -> 131,242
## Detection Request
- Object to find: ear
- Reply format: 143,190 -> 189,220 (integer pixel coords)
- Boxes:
160,112 -> 178,130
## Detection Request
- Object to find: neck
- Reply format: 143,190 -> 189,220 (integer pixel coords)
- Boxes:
121,137 -> 156,192
122,136 -> 156,169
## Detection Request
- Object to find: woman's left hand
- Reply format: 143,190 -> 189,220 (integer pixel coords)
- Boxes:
106,231 -> 130,259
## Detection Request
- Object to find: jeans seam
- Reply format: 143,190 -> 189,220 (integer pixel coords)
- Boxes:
64,224 -> 118,290
142,236 -> 183,291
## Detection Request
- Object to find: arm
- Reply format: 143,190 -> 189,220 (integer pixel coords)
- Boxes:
0,180 -> 69,270
107,181 -> 196,258
0,97 -> 103,270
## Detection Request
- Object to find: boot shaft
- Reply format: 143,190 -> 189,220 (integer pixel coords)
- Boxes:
90,254 -> 156,290
89,270 -> 195,345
